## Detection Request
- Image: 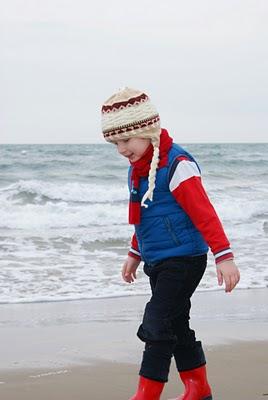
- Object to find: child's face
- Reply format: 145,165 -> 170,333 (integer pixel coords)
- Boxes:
115,137 -> 151,162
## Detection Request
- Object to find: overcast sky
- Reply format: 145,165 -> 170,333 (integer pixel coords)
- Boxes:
1,0 -> 268,144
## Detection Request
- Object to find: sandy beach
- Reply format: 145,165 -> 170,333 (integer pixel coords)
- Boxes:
0,288 -> 268,399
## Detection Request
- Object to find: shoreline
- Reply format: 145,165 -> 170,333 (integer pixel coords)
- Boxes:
0,285 -> 266,306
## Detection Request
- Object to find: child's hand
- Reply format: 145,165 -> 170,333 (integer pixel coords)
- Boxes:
122,256 -> 141,283
216,259 -> 240,293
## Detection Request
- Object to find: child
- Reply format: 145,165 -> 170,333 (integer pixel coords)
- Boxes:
101,87 -> 240,400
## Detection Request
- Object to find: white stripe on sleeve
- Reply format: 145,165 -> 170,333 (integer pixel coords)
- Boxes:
130,248 -> 141,257
169,160 -> 201,192
214,249 -> 232,258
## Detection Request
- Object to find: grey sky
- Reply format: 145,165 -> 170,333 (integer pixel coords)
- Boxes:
1,0 -> 268,144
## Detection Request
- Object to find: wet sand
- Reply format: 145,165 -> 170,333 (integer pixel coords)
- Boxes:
0,288 -> 268,399
1,341 -> 268,400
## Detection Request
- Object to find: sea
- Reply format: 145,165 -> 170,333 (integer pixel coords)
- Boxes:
0,143 -> 267,304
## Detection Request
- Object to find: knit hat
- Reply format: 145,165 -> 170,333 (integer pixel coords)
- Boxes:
101,87 -> 161,207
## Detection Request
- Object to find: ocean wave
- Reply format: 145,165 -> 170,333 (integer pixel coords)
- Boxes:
210,194 -> 268,223
0,201 -> 129,230
0,180 -> 128,205
0,181 -> 267,231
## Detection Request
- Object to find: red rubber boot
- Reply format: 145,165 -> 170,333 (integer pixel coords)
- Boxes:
168,365 -> 212,400
129,376 -> 165,400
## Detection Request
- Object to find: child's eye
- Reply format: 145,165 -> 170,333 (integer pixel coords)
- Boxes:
113,138 -> 129,146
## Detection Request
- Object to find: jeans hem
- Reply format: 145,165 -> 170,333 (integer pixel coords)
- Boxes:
177,361 -> 206,372
139,372 -> 168,383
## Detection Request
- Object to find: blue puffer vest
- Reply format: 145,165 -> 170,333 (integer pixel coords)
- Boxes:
128,143 -> 209,265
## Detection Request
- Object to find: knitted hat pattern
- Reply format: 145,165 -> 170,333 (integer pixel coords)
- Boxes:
101,87 -> 161,207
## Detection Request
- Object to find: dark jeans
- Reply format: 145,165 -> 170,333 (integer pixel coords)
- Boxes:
137,255 -> 207,382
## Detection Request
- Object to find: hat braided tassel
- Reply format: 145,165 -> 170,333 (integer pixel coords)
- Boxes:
141,144 -> 160,208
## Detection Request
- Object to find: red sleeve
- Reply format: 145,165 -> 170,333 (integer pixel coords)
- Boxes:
169,156 -> 234,264
128,233 -> 141,260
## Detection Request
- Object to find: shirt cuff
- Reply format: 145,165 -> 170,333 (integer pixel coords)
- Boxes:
128,247 -> 141,260
214,248 -> 234,265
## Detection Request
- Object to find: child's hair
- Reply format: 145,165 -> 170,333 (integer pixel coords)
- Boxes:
101,87 -> 161,206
